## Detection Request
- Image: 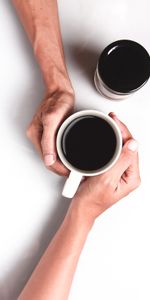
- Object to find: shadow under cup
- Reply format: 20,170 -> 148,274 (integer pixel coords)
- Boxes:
94,40 -> 150,100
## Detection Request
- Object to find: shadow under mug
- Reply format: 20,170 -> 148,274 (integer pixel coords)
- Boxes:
94,40 -> 150,100
56,110 -> 122,198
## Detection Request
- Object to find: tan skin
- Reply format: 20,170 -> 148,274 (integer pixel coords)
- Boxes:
13,0 -> 74,176
12,1 -> 141,299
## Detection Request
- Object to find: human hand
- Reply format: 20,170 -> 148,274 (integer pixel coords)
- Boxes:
27,90 -> 74,176
71,113 -> 141,223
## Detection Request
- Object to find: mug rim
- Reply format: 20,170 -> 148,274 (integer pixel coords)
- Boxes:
56,110 -> 122,176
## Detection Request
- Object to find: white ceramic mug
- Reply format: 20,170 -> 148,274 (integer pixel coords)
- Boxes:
56,110 -> 122,198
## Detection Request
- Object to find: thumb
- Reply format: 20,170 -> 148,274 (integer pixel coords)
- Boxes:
110,138 -> 138,179
41,117 -> 57,167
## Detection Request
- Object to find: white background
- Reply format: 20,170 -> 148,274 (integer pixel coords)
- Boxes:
0,0 -> 150,299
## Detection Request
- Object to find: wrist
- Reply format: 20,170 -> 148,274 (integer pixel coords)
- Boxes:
45,65 -> 75,97
68,197 -> 95,232
34,36 -> 74,95
70,194 -> 105,226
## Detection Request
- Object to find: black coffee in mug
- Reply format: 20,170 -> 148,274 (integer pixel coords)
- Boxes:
61,115 -> 117,171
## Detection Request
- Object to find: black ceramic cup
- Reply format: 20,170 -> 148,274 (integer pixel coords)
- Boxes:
94,40 -> 150,100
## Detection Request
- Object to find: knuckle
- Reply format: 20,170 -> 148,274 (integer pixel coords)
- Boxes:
123,148 -> 131,159
41,133 -> 50,148
42,110 -> 59,127
101,177 -> 109,186
42,113 -> 53,126
109,180 -> 116,190
121,148 -> 133,165
102,176 -> 116,189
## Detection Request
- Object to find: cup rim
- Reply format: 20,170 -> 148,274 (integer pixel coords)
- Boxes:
56,110 -> 122,176
98,39 -> 150,94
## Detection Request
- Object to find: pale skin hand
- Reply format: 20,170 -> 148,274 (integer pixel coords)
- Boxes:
73,113 -> 141,220
13,0 -> 75,176
18,114 -> 141,300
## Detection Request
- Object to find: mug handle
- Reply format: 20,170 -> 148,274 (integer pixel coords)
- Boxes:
62,170 -> 83,198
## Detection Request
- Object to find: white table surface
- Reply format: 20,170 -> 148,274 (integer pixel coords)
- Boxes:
0,0 -> 150,299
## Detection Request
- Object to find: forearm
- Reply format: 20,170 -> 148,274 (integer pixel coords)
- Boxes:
12,0 -> 74,93
18,202 -> 94,300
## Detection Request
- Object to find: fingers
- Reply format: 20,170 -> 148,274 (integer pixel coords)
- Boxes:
26,123 -> 43,159
109,111 -> 140,181
49,160 -> 69,176
109,112 -> 133,144
27,123 -> 69,176
41,114 -> 69,176
109,138 -> 138,181
123,151 -> 140,181
41,115 -> 57,166
117,148 -> 141,199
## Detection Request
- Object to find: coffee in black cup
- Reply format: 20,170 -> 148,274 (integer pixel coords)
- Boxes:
94,40 -> 150,100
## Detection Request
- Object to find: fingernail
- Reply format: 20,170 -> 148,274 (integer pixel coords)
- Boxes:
44,154 -> 56,166
110,112 -> 118,118
128,140 -> 138,152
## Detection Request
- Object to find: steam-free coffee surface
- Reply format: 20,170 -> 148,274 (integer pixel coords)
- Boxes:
98,40 -> 150,93
61,116 -> 117,171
